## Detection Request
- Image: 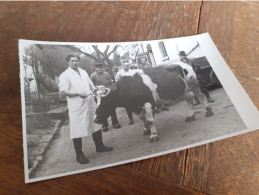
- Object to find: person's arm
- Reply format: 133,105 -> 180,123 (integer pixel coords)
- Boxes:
61,90 -> 88,98
110,75 -> 115,84
58,73 -> 88,98
90,73 -> 96,86
86,72 -> 97,92
115,71 -> 121,82
106,72 -> 113,85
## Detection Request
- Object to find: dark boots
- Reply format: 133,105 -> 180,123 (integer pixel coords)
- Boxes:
72,138 -> 89,164
92,130 -> 113,152
73,132 -> 113,164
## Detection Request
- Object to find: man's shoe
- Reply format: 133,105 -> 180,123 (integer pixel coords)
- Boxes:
208,98 -> 215,103
161,106 -> 170,111
128,119 -> 134,125
92,130 -> 113,153
96,145 -> 113,152
154,109 -> 160,113
77,153 -> 89,164
73,138 -> 89,164
113,123 -> 121,129
102,127 -> 109,132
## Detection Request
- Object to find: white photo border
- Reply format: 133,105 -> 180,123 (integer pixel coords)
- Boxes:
19,33 -> 259,183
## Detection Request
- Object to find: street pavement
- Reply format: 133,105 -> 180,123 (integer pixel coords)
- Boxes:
34,88 -> 247,179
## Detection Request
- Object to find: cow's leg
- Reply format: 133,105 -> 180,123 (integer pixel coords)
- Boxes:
143,120 -> 151,135
185,90 -> 196,122
139,109 -> 151,135
143,103 -> 159,142
126,108 -> 134,125
149,121 -> 158,142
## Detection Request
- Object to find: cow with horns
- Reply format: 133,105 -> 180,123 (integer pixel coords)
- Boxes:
94,64 -> 214,143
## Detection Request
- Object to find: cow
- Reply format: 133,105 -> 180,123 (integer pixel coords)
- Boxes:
94,64 -> 214,143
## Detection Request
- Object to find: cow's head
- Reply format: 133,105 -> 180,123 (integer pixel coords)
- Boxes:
94,85 -> 118,125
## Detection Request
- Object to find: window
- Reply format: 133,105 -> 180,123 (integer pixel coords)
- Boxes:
158,41 -> 169,61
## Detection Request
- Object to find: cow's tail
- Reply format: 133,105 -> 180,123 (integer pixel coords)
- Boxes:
182,68 -> 188,78
179,68 -> 189,93
182,67 -> 199,86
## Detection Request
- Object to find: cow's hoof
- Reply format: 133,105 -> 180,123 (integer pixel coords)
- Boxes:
205,111 -> 214,117
150,135 -> 159,143
205,108 -> 214,117
154,109 -> 160,113
128,119 -> 134,125
161,107 -> 170,111
102,127 -> 109,132
143,129 -> 151,135
113,123 -> 121,129
185,115 -> 195,122
94,118 -> 104,125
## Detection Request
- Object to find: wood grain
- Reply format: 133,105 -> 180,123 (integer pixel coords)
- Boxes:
207,2 -> 259,194
198,1 -> 237,64
0,1 -> 258,194
129,1 -> 202,40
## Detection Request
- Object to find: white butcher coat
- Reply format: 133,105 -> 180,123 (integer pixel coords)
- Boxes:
59,67 -> 101,139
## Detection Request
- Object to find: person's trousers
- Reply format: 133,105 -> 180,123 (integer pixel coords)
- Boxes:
199,80 -> 212,100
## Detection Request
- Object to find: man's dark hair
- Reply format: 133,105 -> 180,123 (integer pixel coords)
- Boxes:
94,63 -> 104,68
66,53 -> 80,62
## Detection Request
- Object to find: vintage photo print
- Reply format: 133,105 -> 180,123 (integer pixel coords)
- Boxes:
19,33 -> 259,183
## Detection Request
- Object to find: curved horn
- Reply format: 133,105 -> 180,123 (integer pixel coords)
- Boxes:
101,88 -> 111,97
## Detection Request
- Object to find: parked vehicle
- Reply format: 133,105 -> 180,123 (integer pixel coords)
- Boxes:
193,56 -> 222,89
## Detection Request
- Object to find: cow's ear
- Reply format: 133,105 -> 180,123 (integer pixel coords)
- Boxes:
183,69 -> 188,76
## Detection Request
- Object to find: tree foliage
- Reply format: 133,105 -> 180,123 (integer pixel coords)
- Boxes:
22,44 -> 122,94
23,45 -> 43,99
62,44 -> 120,79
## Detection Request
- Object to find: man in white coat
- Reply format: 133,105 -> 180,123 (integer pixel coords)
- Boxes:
59,53 -> 113,164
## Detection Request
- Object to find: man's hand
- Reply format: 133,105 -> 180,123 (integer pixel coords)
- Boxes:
77,92 -> 88,98
92,87 -> 98,94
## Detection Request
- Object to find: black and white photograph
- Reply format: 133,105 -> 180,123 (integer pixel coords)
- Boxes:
19,33 -> 259,183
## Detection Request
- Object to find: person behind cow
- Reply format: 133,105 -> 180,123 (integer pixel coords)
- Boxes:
90,63 -> 121,132
179,51 -> 215,104
58,53 -> 113,164
115,62 -> 135,125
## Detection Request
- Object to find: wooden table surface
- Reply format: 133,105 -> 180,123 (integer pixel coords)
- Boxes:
0,1 -> 258,194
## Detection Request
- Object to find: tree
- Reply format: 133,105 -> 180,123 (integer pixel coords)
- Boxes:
62,44 -> 120,80
112,49 -> 122,68
23,45 -> 42,99
119,43 -> 139,63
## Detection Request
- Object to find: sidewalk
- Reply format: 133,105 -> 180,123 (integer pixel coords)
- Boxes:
27,120 -> 62,178
26,105 -> 68,178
